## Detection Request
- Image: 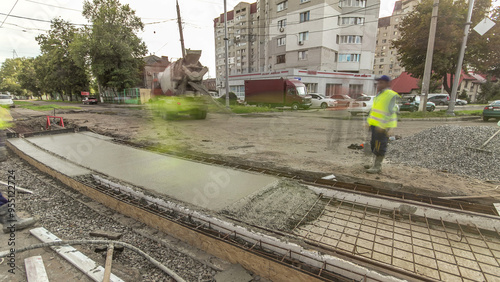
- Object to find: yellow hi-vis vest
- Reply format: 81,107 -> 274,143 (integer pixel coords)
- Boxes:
0,107 -> 13,130
367,89 -> 399,129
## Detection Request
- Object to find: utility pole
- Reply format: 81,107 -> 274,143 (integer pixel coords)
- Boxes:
419,0 -> 439,112
224,0 -> 230,108
176,0 -> 186,58
447,0 -> 475,116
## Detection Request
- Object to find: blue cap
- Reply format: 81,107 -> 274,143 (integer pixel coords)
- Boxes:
375,75 -> 391,82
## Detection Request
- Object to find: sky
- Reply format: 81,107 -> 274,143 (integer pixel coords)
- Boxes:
0,0 -> 398,77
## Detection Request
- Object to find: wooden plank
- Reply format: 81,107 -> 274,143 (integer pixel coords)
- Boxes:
438,193 -> 500,200
24,256 -> 49,282
494,203 -> 500,216
29,227 -> 124,282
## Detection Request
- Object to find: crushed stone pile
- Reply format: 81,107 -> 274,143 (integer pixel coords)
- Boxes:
387,125 -> 500,181
222,180 -> 324,232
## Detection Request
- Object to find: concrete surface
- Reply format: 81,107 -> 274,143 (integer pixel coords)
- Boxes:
8,138 -> 90,177
214,264 -> 253,282
12,133 -> 278,211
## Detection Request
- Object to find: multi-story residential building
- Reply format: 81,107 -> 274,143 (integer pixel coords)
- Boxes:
214,0 -> 380,97
374,0 -> 419,79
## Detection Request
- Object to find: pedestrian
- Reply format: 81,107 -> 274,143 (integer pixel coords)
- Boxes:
365,75 -> 400,174
0,105 -> 36,232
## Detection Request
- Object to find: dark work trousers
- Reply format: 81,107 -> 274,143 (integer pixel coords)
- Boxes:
370,126 -> 389,157
0,193 -> 7,206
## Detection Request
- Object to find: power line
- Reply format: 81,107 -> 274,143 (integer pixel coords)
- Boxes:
24,0 -> 81,12
0,0 -> 20,28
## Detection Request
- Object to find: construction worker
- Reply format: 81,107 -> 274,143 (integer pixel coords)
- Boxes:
365,75 -> 400,174
0,106 -> 36,232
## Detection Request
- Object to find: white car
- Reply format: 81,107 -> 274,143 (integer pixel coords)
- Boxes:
0,94 -> 14,108
456,98 -> 468,105
348,96 -> 375,116
309,93 -> 338,109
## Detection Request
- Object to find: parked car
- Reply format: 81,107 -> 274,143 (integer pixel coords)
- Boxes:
328,94 -> 354,107
427,94 -> 450,106
83,96 -> 98,105
309,93 -> 337,109
399,100 -> 436,112
349,93 -> 366,100
348,96 -> 374,116
482,100 -> 500,121
456,98 -> 468,105
0,94 -> 14,108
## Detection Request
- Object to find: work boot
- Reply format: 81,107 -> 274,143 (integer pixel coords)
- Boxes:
0,204 -> 37,233
366,156 -> 384,174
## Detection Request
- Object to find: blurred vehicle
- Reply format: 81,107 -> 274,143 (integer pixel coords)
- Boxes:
482,100 -> 500,121
309,93 -> 337,109
328,94 -> 354,107
0,94 -> 14,108
399,99 -> 435,112
456,98 -> 468,105
245,78 -> 311,110
348,96 -> 374,116
349,93 -> 366,100
427,94 -> 450,105
82,96 -> 98,105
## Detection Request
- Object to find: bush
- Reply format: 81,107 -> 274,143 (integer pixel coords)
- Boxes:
217,92 -> 239,105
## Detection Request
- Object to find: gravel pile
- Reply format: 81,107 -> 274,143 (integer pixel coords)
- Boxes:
2,156 -> 217,282
388,125 -> 500,181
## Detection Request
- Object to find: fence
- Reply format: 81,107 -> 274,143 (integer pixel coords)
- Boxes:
101,88 -> 141,104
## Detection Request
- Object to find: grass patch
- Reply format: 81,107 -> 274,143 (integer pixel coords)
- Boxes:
399,109 -> 482,118
229,105 -> 281,114
13,101 -> 34,106
20,104 -> 81,111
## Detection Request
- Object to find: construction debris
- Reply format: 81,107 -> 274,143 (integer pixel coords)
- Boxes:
90,230 -> 123,240
388,125 -> 500,181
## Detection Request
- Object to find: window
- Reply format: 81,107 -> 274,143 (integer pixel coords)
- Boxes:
277,37 -> 286,46
383,33 -> 387,36
278,19 -> 287,28
277,1 -> 288,12
339,35 -> 362,44
349,84 -> 363,96
300,0 -> 310,3
338,53 -> 361,62
276,54 -> 286,64
382,46 -> 386,50
339,17 -> 365,25
382,39 -> 387,43
229,85 -> 245,99
300,11 -> 310,23
326,84 -> 342,96
379,65 -> 383,68
379,71 -> 383,74
394,31 -> 398,35
304,83 -> 318,93
298,51 -> 308,60
339,0 -> 366,7
380,58 -> 384,62
299,31 -> 309,41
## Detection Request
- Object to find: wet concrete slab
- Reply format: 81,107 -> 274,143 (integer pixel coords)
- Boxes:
8,138 -> 91,177
18,133 -> 278,211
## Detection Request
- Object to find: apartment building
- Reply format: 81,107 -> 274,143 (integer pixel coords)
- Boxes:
213,0 -> 380,96
374,0 -> 419,79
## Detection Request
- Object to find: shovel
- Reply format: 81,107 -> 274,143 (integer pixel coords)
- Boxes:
467,127 -> 500,154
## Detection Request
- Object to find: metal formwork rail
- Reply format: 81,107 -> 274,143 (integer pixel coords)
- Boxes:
292,194 -> 500,282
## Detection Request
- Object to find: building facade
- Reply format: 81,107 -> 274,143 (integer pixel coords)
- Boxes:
374,0 -> 419,79
214,0 -> 380,97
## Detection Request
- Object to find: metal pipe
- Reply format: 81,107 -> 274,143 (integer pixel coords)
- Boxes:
447,0 -> 476,115
0,240 -> 187,282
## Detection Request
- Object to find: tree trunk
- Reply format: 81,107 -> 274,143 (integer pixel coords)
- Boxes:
442,74 -> 453,95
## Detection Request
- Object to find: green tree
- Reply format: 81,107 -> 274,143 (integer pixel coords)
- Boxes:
417,75 -> 442,93
0,58 -> 25,96
18,57 -> 42,99
393,0 -> 493,94
477,78 -> 500,102
81,0 -> 147,94
36,19 -> 89,101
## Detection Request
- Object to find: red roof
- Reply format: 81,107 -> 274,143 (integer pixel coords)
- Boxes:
391,72 -> 419,94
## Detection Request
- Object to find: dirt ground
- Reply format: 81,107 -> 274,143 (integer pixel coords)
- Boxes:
10,102 -> 500,200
